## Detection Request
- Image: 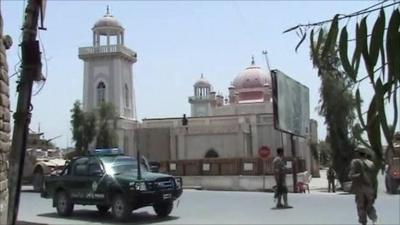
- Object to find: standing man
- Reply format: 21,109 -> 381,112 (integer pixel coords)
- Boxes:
349,147 -> 377,225
327,166 -> 336,192
272,147 -> 292,209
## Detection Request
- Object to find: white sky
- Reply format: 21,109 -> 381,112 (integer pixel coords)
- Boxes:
2,0 -> 397,148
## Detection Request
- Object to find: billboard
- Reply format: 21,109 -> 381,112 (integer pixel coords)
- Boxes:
271,69 -> 310,137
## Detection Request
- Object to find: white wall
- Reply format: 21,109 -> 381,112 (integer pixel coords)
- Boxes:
185,133 -> 241,159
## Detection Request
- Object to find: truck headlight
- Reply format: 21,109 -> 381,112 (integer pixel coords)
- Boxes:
174,178 -> 182,189
133,182 -> 147,191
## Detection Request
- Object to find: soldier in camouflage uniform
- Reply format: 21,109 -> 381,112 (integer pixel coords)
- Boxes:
348,147 -> 377,225
272,148 -> 292,208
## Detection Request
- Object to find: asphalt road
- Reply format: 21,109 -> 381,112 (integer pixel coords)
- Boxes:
17,187 -> 399,225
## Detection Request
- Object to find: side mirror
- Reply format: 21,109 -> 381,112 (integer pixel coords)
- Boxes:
150,165 -> 159,173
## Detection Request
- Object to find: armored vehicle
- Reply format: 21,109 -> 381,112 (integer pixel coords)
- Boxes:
23,131 -> 65,191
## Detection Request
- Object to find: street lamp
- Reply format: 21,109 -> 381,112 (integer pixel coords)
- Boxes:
262,50 -> 271,72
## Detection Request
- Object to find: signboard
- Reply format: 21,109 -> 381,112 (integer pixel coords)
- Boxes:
169,163 -> 176,171
202,163 -> 210,171
271,69 -> 310,137
258,146 -> 271,159
243,163 -> 254,171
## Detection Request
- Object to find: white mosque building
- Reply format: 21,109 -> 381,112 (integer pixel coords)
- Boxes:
78,9 -> 318,175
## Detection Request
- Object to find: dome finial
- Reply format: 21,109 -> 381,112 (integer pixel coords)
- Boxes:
251,55 -> 255,65
201,73 -> 204,79
106,5 -> 110,15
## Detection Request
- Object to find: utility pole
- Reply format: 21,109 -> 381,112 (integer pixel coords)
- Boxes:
8,0 -> 42,224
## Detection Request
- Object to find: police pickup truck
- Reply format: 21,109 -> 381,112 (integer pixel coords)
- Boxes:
41,149 -> 182,221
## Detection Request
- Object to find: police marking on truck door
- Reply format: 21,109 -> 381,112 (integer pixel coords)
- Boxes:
87,181 -> 104,199
92,181 -> 98,191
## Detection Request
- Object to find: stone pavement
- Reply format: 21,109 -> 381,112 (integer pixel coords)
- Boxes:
308,168 -> 334,193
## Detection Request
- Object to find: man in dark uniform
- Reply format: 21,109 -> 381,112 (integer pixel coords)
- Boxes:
349,146 -> 377,225
327,166 -> 336,192
272,147 -> 292,208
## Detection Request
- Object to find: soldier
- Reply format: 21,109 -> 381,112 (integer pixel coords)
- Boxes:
327,166 -> 336,192
348,147 -> 377,225
272,147 -> 292,209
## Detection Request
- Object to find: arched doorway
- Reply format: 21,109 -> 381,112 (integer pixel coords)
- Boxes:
205,149 -> 219,158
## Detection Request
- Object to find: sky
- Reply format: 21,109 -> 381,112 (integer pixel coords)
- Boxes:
1,0 -> 393,149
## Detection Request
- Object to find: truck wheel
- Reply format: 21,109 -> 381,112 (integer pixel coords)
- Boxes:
56,191 -> 74,216
111,194 -> 131,221
153,200 -> 173,218
96,205 -> 110,214
32,169 -> 44,192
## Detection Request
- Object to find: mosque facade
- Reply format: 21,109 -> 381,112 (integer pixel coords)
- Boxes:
79,10 -> 318,174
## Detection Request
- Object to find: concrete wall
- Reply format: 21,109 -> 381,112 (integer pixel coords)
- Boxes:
185,133 -> 240,159
182,173 -> 310,192
115,118 -> 137,156
212,101 -> 273,116
0,4 -> 11,223
136,127 -> 171,161
140,114 -> 314,171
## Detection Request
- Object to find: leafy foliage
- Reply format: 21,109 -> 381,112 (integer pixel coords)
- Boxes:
95,102 -> 117,149
286,2 -> 400,193
317,140 -> 332,167
70,101 -> 96,155
310,31 -> 356,182
70,101 -> 118,155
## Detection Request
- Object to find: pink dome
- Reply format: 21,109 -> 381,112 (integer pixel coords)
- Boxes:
232,60 -> 271,89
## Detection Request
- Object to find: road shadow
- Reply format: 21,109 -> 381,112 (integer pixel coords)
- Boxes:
17,221 -> 48,225
38,210 -> 179,225
20,189 -> 39,193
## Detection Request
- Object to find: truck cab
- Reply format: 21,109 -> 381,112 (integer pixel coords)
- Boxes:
41,148 -> 182,221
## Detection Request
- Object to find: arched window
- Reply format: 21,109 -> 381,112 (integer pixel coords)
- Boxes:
97,82 -> 106,106
205,149 -> 219,158
125,84 -> 129,108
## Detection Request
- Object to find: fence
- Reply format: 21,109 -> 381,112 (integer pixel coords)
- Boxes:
160,157 -> 306,176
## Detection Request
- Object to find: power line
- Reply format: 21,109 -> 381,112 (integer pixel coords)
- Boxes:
284,0 -> 399,33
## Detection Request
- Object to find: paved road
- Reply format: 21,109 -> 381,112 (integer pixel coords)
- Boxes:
17,188 -> 399,225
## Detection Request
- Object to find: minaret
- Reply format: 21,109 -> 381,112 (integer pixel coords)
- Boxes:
188,73 -> 212,117
79,7 -> 137,119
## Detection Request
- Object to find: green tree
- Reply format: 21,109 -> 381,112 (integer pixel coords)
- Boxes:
318,140 -> 332,167
95,102 -> 117,148
70,100 -> 96,155
310,31 -> 357,183
285,1 -> 400,194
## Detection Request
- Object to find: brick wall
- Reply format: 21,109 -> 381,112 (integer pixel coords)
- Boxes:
0,1 -> 12,223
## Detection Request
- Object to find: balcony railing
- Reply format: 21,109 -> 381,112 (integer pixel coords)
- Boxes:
78,45 -> 137,59
188,96 -> 213,101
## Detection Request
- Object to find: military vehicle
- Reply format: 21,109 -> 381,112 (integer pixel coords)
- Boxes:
41,148 -> 183,221
23,131 -> 65,191
385,132 -> 400,194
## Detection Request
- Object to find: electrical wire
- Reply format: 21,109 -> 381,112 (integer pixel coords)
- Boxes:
285,0 -> 399,33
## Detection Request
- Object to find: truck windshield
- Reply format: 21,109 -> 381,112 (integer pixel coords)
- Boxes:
103,157 -> 149,175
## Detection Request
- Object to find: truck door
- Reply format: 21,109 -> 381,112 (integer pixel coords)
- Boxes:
70,157 -> 90,201
85,158 -> 107,204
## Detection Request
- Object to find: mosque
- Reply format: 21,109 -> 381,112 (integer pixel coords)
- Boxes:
78,9 -> 319,175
